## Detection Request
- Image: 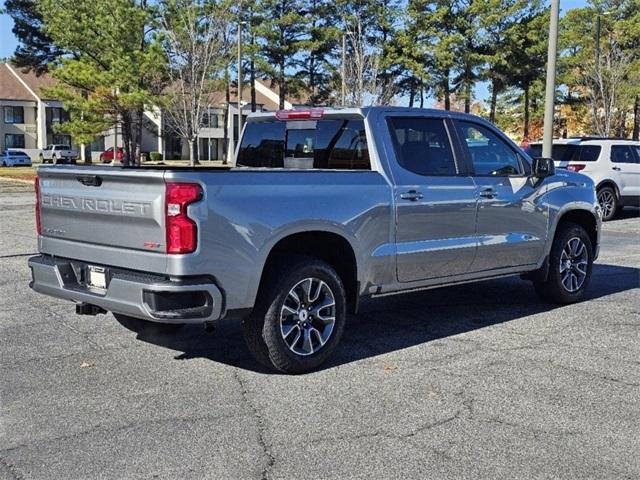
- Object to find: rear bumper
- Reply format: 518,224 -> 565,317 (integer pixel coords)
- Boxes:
28,255 -> 223,324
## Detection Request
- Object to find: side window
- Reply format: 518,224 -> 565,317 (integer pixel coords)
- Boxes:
611,145 -> 636,164
387,117 -> 457,176
456,121 -> 523,176
631,146 -> 640,163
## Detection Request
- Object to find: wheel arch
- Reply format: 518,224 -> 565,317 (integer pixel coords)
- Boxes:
596,179 -> 620,198
257,230 -> 360,314
552,208 -> 599,256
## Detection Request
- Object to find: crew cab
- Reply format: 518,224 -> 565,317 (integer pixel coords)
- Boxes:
39,144 -> 78,164
29,107 -> 602,373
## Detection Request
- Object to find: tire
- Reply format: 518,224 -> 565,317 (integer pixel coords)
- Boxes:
113,313 -> 184,334
243,255 -> 347,374
597,186 -> 618,221
534,222 -> 594,304
52,155 -> 58,165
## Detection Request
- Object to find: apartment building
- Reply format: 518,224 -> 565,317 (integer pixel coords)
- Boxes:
1,62 -> 296,162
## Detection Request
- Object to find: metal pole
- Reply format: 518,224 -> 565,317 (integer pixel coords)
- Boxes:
341,35 -> 346,106
542,0 -> 560,158
237,9 -> 243,148
208,104 -> 212,162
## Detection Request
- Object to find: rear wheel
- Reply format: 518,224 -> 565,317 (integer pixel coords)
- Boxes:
243,256 -> 347,374
534,222 -> 594,304
597,186 -> 618,221
113,313 -> 185,334
52,154 -> 58,165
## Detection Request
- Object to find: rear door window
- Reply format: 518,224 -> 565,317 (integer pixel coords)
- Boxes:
387,117 -> 457,176
236,119 -> 370,170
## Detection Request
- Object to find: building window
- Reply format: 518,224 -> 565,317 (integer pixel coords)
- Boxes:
52,134 -> 71,146
5,134 -> 25,148
199,138 -> 219,161
47,107 -> 69,125
202,112 -> 219,128
4,106 -> 24,124
90,136 -> 105,152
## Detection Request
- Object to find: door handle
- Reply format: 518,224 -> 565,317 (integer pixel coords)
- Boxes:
400,190 -> 424,201
612,166 -> 622,171
479,188 -> 497,199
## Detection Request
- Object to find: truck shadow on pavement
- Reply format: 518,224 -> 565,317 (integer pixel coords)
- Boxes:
134,262 -> 640,374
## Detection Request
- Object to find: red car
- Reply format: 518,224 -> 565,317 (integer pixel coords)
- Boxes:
99,147 -> 124,163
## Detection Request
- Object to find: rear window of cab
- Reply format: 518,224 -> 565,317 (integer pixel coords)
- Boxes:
236,119 -> 370,170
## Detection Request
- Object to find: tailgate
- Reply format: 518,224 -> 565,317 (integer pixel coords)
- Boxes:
38,166 -> 166,253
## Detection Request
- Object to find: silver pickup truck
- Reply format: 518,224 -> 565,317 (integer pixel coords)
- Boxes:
29,107 -> 602,373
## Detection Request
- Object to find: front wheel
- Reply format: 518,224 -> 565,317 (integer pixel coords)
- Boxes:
597,186 -> 618,221
243,256 -> 347,374
52,155 -> 58,165
534,222 -> 594,304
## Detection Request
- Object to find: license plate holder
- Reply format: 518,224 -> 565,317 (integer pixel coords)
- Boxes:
86,265 -> 108,290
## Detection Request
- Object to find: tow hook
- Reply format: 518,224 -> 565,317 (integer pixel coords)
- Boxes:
75,303 -> 107,316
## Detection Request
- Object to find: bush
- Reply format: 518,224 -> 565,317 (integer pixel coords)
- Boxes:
149,151 -> 162,161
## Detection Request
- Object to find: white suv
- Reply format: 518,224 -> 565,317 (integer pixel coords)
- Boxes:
530,138 -> 640,221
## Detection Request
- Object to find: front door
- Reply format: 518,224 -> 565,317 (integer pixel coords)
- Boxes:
453,120 -> 548,272
387,116 -> 478,282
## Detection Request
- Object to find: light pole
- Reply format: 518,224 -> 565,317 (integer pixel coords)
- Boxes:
542,0 -> 560,158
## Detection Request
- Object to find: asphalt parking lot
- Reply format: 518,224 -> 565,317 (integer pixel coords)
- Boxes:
1,178 -> 638,480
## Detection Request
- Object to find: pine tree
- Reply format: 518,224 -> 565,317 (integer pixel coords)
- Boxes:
4,0 -> 64,73
255,0 -> 306,109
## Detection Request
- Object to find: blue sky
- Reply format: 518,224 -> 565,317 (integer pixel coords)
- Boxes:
1,0 -> 590,101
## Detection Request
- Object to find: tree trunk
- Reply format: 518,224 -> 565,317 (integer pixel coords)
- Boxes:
443,70 -> 450,111
122,112 -> 132,167
409,85 -> 415,107
188,139 -> 196,167
420,85 -> 424,109
250,36 -> 256,112
279,61 -> 286,109
135,108 -> 143,166
490,80 -> 499,123
633,95 -> 640,141
523,84 -> 530,139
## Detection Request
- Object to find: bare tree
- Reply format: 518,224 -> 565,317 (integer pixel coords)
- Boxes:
583,38 -> 632,137
160,0 -> 231,165
342,18 -> 397,106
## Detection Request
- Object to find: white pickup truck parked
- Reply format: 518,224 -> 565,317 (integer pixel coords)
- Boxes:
39,144 -> 78,164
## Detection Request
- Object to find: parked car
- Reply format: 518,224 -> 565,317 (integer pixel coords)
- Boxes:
529,138 -> 640,221
1,149 -> 32,167
29,107 -> 602,373
39,144 -> 78,164
99,147 -> 124,163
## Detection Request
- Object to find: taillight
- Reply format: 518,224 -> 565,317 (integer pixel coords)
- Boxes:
34,177 -> 42,235
275,108 -> 324,120
567,164 -> 586,172
165,182 -> 202,254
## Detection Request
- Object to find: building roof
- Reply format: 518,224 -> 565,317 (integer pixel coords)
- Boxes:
0,64 -> 37,101
11,66 -> 58,100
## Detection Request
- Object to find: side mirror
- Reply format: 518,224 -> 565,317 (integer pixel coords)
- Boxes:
532,157 -> 555,178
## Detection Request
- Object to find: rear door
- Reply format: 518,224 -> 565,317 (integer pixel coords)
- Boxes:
453,120 -> 547,272
611,144 -> 640,198
386,115 -> 478,282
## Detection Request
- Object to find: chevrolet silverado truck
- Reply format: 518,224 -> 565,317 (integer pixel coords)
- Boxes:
29,107 -> 602,373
